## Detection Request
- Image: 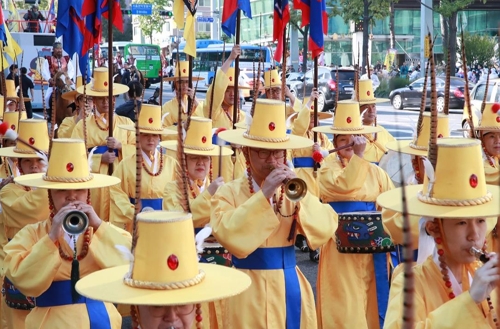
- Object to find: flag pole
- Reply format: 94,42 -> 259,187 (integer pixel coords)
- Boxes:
187,54 -> 193,115
232,10 -> 241,130
281,25 -> 287,102
107,0 -> 114,175
313,55 -> 318,176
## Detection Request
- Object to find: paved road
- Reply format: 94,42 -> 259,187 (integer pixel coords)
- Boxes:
34,85 -> 464,328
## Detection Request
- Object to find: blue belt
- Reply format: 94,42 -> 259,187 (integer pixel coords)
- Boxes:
232,246 -> 300,329
327,200 -> 388,329
293,157 -> 314,168
129,198 -> 162,211
36,280 -> 111,329
89,146 -> 118,156
372,162 -> 379,166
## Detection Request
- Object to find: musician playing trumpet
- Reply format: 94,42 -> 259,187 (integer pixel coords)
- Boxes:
210,99 -> 336,328
314,101 -> 395,329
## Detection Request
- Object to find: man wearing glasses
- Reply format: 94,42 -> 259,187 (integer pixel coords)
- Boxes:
262,69 -> 302,117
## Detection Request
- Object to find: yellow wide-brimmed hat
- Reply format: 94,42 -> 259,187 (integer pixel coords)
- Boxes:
377,138 -> 500,218
15,139 -> 120,189
5,80 -> 18,100
386,113 -> 450,156
119,104 -> 177,136
2,111 -> 26,133
226,67 -> 251,89
264,69 -> 281,89
218,99 -> 313,149
76,68 -> 128,96
475,102 -> 500,132
339,78 -> 389,105
312,101 -> 382,135
161,117 -> 233,156
163,61 -> 204,82
61,76 -> 84,101
76,211 -> 251,306
0,120 -> 49,158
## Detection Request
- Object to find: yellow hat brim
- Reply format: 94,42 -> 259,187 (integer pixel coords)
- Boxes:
312,125 -> 382,135
14,173 -> 121,190
61,90 -> 80,101
377,185 -> 500,218
160,141 -> 233,156
0,147 -> 47,158
227,83 -> 251,89
290,111 -> 333,122
234,122 -> 247,130
76,263 -> 251,306
338,98 -> 390,105
217,129 -> 313,150
385,140 -> 427,157
475,127 -> 500,131
76,83 -> 129,96
118,125 -> 178,136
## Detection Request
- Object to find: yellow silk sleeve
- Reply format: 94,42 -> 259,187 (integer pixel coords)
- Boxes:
163,182 -> 212,229
88,223 -> 132,269
381,208 -> 420,251
57,117 -> 76,138
71,122 -> 103,174
291,105 -> 311,137
210,187 -> 279,258
203,69 -> 229,120
484,160 -> 500,185
319,155 -> 370,202
161,100 -> 176,128
296,192 -> 337,250
109,161 -> 134,231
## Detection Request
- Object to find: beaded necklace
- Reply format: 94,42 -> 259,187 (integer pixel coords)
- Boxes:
411,157 -> 423,184
142,152 -> 164,177
93,112 -> 109,131
483,145 -> 497,168
337,153 -> 347,169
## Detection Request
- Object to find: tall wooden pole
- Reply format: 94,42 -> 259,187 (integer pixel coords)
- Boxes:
232,11 -> 241,130
188,55 -> 193,114
107,0 -> 114,175
313,56 -> 318,175
281,26 -> 287,102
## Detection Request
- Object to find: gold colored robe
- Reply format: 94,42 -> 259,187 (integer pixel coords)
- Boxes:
161,96 -> 204,141
384,256 -> 496,328
211,177 -> 336,328
317,155 -> 395,329
291,105 -> 333,197
484,158 -> 500,185
57,116 -> 77,138
363,126 -> 396,164
110,151 -> 177,233
4,220 -> 131,329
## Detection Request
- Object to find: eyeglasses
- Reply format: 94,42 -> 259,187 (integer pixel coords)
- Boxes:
186,155 -> 210,163
251,149 -> 285,159
146,304 -> 195,318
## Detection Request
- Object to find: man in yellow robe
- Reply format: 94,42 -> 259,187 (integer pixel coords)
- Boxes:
161,61 -> 205,141
58,77 -> 89,138
313,101 -> 394,329
0,119 -> 50,329
110,104 -> 177,233
211,98 -> 336,328
474,102 -> 500,184
71,68 -> 135,221
4,139 -> 131,329
262,69 -> 302,117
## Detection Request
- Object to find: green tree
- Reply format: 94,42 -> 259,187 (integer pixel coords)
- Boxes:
458,32 -> 496,67
436,0 -> 487,76
135,0 -> 169,44
197,32 -> 211,40
327,0 -> 393,73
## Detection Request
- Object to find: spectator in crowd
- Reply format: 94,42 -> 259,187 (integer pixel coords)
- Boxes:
115,81 -> 143,122
129,65 -> 144,86
17,67 -> 35,118
6,64 -> 18,81
23,4 -> 45,32
409,67 -> 420,81
400,61 -> 409,79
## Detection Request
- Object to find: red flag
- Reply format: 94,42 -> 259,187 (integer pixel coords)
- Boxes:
273,0 -> 290,63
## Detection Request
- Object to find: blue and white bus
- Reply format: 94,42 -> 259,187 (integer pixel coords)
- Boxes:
171,41 -> 273,91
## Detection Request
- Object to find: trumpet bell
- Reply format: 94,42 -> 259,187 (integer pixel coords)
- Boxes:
284,178 -> 308,202
62,211 -> 89,235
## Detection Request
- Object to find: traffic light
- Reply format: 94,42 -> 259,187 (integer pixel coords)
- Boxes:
121,9 -> 132,15
159,10 -> 173,17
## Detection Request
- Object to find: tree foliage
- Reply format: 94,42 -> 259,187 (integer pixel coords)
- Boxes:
326,0 -> 392,24
459,32 -> 496,67
135,0 -> 170,43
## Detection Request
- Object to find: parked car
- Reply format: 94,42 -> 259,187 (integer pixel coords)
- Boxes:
461,78 -> 500,137
240,71 -> 264,100
294,67 -> 356,111
389,77 -> 473,112
285,72 -> 304,95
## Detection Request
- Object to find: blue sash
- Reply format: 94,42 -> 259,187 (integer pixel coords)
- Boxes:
293,157 -> 314,168
89,146 -> 118,157
232,246 -> 300,329
36,280 -> 111,329
327,200 -> 389,329
372,162 -> 379,166
212,134 -> 230,146
129,198 -> 162,211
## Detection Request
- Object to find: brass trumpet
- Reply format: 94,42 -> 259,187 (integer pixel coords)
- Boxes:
62,211 -> 89,235
270,166 -> 308,202
470,246 -> 490,264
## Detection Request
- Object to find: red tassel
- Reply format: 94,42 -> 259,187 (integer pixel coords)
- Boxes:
312,151 -> 323,163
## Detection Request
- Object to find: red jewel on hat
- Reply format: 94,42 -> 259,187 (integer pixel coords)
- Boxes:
496,116 -> 500,123
182,69 -> 186,73
271,78 -> 275,82
10,125 -> 15,130
438,134 -> 443,138
229,77 -> 233,81
201,136 -> 207,143
66,163 -> 74,172
148,118 -> 153,124
104,81 -> 108,87
167,254 -> 179,270
469,174 -> 478,188
268,122 -> 276,131
367,90 -> 371,96
29,137 -> 35,145
346,117 -> 352,124
491,103 -> 500,113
